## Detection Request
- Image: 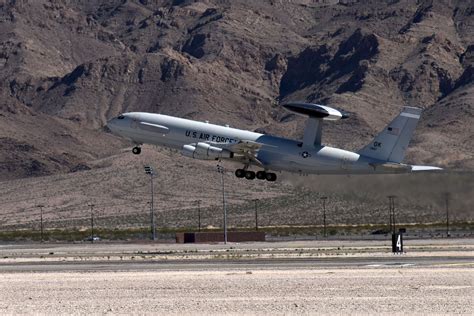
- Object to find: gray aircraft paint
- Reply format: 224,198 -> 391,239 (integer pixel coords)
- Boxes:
358,106 -> 422,163
107,106 -> 441,176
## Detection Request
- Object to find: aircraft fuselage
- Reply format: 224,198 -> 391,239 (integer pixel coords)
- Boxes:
107,112 -> 394,175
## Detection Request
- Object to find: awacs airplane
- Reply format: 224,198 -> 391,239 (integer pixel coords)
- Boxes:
107,102 -> 441,181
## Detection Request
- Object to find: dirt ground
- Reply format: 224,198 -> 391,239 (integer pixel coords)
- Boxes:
0,267 -> 472,314
0,239 -> 472,314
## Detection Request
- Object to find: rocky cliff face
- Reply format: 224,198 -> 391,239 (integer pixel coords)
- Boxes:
1,0 -> 473,180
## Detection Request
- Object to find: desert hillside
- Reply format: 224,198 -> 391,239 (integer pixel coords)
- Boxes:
0,1 -> 473,230
1,0 -> 473,180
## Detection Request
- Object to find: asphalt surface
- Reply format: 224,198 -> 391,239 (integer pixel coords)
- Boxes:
0,238 -> 472,272
0,256 -> 472,273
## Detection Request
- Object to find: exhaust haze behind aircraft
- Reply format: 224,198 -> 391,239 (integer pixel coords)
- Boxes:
107,102 -> 442,181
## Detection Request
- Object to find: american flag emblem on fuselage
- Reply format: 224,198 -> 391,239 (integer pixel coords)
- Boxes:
387,127 -> 400,135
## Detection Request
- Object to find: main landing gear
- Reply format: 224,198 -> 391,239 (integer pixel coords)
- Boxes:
132,146 -> 141,155
235,169 -> 277,182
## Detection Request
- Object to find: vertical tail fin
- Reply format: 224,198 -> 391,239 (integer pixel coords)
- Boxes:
358,106 -> 421,163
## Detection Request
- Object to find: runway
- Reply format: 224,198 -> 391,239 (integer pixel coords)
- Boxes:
0,255 -> 472,273
0,238 -> 473,272
0,239 -> 472,314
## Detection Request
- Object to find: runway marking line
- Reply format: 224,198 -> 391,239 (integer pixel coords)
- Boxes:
430,262 -> 474,267
365,263 -> 415,267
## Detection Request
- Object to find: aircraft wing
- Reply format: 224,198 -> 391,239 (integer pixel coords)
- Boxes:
226,140 -> 263,153
223,140 -> 270,167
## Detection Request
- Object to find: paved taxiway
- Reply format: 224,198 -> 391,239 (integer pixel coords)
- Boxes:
0,239 -> 472,314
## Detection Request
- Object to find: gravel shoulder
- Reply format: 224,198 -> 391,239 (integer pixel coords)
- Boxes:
0,268 -> 472,314
0,239 -> 472,314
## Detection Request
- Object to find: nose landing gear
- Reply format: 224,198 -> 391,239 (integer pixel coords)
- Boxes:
132,146 -> 141,155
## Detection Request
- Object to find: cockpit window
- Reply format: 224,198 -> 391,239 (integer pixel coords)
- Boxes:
117,115 -> 125,120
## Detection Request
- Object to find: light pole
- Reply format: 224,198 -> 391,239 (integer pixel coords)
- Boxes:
387,195 -> 396,234
217,165 -> 227,244
254,199 -> 259,231
144,166 -> 156,241
37,205 -> 44,243
197,200 -> 202,232
445,192 -> 450,237
320,197 -> 327,238
88,204 -> 95,243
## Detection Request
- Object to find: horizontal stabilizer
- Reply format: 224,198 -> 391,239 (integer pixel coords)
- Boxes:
369,162 -> 412,172
410,165 -> 443,172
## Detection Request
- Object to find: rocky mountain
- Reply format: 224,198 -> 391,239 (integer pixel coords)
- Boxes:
1,0 -> 473,181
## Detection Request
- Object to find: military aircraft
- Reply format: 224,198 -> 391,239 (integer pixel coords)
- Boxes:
107,102 -> 441,181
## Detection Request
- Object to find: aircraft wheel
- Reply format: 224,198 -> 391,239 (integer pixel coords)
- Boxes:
132,146 -> 141,155
265,172 -> 277,182
235,169 -> 245,178
244,171 -> 256,180
256,171 -> 266,180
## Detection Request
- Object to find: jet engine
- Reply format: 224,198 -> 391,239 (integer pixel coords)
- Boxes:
181,143 -> 233,160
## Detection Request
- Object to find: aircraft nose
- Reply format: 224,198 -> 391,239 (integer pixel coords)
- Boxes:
107,118 -> 119,133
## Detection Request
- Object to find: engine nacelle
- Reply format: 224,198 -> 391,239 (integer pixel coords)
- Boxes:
181,143 -> 233,160
181,145 -> 212,160
195,142 -> 233,158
